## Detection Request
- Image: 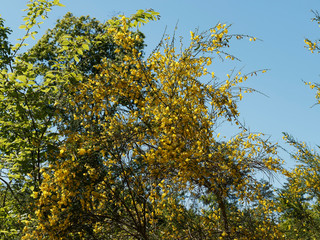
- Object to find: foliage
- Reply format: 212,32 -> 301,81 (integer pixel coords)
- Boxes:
278,134 -> 320,239
19,9 -> 285,239
5,1 -> 318,240
304,10 -> 320,104
0,0 -> 147,238
304,10 -> 320,54
278,11 -> 320,239
0,1 -> 67,238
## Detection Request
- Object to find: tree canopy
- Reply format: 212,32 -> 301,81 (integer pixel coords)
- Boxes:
0,1 -> 319,239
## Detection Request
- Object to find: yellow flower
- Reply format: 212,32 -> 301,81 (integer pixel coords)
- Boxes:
190,31 -> 194,39
78,148 -> 86,155
59,148 -> 66,156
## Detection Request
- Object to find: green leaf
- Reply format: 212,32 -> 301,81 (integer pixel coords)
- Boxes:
82,43 -> 89,51
53,0 -> 65,6
46,73 -> 55,78
136,9 -> 144,15
77,49 -> 83,55
17,75 -> 27,82
61,40 -> 69,46
41,88 -> 50,93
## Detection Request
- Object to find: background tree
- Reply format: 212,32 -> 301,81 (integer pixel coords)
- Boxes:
278,134 -> 320,239
0,1 -> 66,238
277,10 -> 320,239
0,1 -> 149,238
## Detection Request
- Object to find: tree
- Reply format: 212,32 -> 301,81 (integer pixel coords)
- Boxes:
0,1 -> 149,238
21,8 -> 285,239
278,134 -> 320,239
0,1 -> 288,239
0,1 -> 66,238
277,10 -> 320,239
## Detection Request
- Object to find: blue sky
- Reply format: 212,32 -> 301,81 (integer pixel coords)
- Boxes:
2,0 -> 320,172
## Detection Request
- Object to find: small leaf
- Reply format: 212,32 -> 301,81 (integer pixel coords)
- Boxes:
42,88 -> 50,93
82,44 -> 89,51
46,73 -> 55,78
61,40 -> 69,46
17,75 -> 27,82
77,49 -> 83,55
136,9 -> 144,15
151,11 -> 160,16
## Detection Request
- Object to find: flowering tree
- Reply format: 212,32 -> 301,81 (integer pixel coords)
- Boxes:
22,10 -> 284,240
0,1 -> 287,239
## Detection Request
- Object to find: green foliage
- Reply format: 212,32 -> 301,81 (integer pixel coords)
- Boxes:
0,17 -> 12,69
276,10 -> 320,240
5,1 -> 320,240
0,2 -> 160,238
0,2 -> 67,237
20,9 -> 284,240
0,1 -> 141,238
278,134 -> 320,239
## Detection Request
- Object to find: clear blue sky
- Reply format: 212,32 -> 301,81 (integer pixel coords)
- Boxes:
2,0 -> 320,172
